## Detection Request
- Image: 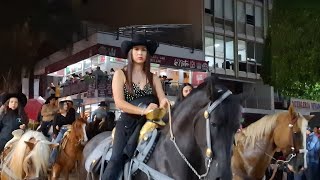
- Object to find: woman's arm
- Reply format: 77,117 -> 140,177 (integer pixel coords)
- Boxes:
153,75 -> 169,109
112,70 -> 147,115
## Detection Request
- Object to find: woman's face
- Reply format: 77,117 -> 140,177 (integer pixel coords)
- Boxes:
50,98 -> 56,105
182,85 -> 193,97
8,97 -> 19,110
63,102 -> 68,111
132,45 -> 147,64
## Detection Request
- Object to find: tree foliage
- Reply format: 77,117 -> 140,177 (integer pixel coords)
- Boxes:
263,0 -> 320,101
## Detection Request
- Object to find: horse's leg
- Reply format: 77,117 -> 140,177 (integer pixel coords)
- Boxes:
63,168 -> 69,180
51,163 -> 61,180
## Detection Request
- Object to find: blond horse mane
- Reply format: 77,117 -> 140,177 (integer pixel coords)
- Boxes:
24,136 -> 51,178
240,113 -> 283,147
5,131 -> 49,179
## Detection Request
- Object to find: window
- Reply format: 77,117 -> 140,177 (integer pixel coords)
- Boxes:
255,43 -> 264,64
238,40 -> 246,62
255,6 -> 263,37
246,41 -> 255,60
225,37 -> 234,61
205,33 -> 214,56
205,0 -> 212,14
215,0 -> 223,18
255,6 -> 263,27
246,4 -> 254,16
215,35 -> 225,68
224,0 -> 233,20
205,33 -> 214,68
237,1 -> 245,34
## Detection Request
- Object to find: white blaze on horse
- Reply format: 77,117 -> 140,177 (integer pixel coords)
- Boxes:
0,130 -> 58,180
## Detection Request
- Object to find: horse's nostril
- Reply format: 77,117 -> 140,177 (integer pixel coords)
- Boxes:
216,178 -> 221,180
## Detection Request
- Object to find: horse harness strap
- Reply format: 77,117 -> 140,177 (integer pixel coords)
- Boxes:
168,90 -> 232,179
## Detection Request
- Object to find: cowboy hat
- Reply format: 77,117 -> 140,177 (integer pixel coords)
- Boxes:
121,34 -> 158,57
98,101 -> 108,107
60,96 -> 73,103
45,95 -> 58,104
2,93 -> 28,107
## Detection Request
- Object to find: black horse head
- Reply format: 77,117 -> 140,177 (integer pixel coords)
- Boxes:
171,76 -> 242,180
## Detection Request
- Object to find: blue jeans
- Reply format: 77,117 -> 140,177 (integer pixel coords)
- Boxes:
49,126 -> 68,166
306,162 -> 319,180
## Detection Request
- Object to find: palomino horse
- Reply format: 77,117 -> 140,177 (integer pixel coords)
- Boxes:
1,130 -> 57,180
232,105 -> 310,180
51,116 -> 88,180
84,77 -> 243,180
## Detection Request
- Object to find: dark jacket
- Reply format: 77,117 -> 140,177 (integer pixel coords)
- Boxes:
0,109 -> 27,152
52,109 -> 76,136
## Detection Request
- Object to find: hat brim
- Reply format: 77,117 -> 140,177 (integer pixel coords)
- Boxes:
2,93 -> 28,107
121,40 -> 158,57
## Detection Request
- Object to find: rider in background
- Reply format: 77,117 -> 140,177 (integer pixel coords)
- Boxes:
102,34 -> 168,179
306,127 -> 320,180
0,93 -> 28,152
49,99 -> 76,166
175,83 -> 193,105
39,95 -> 58,138
90,101 -> 109,123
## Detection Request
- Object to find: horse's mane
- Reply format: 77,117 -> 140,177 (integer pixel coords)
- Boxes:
240,113 -> 282,147
7,131 -> 47,179
25,132 -> 51,177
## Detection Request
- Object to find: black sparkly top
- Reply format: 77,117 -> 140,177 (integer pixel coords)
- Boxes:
124,83 -> 153,102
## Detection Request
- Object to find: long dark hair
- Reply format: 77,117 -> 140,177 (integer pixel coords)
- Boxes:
124,49 -> 154,94
176,83 -> 193,103
3,98 -> 28,123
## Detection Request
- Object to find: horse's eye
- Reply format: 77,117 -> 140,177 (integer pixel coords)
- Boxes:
211,122 -> 217,127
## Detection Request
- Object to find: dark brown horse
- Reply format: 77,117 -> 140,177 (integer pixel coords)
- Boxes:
232,105 -> 310,180
51,116 -> 88,180
84,76 -> 243,180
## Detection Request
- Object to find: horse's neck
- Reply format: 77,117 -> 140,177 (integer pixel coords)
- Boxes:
236,133 -> 277,178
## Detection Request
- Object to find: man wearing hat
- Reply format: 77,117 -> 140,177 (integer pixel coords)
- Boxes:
90,101 -> 109,123
0,93 -> 28,152
306,126 -> 320,180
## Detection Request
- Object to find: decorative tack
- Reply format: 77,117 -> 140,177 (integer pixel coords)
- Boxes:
289,124 -> 293,128
204,111 -> 209,119
206,148 -> 212,158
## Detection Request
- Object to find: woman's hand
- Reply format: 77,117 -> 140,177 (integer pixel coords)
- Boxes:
159,98 -> 170,109
19,124 -> 26,130
143,103 -> 158,115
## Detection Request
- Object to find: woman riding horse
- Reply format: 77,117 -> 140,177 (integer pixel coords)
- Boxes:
102,34 -> 168,179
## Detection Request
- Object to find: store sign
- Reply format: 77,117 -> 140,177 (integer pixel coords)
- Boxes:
291,98 -> 320,112
192,72 -> 208,86
151,55 -> 208,71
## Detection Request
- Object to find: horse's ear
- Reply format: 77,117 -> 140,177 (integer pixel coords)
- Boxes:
288,104 -> 298,120
303,115 -> 315,121
49,143 -> 59,149
25,141 -> 36,149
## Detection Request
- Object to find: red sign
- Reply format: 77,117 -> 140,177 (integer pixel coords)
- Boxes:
192,72 -> 208,86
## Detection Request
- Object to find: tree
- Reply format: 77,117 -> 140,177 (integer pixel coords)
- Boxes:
263,0 -> 320,101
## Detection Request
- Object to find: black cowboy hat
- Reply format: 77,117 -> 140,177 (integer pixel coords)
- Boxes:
98,101 -> 108,107
45,95 -> 59,104
2,93 -> 28,107
121,34 -> 158,57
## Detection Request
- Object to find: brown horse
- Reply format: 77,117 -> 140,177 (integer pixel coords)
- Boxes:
232,105 -> 310,180
1,130 -> 57,180
51,116 -> 88,180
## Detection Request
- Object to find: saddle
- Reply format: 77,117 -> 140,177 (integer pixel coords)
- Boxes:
85,108 -> 173,180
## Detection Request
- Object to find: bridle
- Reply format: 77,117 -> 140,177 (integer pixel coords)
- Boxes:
168,90 -> 232,179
